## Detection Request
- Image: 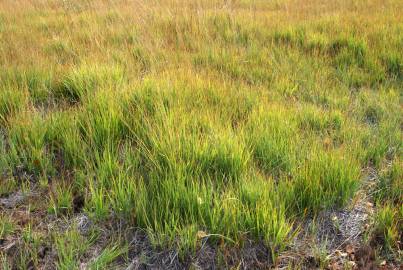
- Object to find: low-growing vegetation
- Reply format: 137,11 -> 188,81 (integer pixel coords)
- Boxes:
0,0 -> 401,269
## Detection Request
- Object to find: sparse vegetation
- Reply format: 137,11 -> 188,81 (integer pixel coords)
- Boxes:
0,0 -> 401,269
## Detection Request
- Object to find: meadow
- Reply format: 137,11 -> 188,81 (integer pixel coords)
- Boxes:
0,0 -> 402,269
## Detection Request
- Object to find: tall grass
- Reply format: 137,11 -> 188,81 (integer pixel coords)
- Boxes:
0,0 -> 401,267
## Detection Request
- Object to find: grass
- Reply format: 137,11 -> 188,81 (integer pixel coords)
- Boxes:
0,215 -> 14,239
0,0 -> 401,268
372,158 -> 402,254
88,244 -> 127,270
55,228 -> 96,270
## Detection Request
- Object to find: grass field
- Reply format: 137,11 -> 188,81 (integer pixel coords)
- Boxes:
0,0 -> 402,269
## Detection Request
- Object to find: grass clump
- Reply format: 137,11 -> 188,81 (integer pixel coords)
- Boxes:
88,244 -> 127,270
246,108 -> 297,176
0,0 -> 401,267
375,160 -> 403,204
48,182 -> 74,216
239,177 -> 294,257
53,65 -> 125,103
0,89 -> 27,125
291,151 -> 360,214
0,177 -> 17,196
297,107 -> 344,134
190,133 -> 249,182
383,52 -> 402,80
373,204 -> 401,252
5,114 -> 55,179
0,215 -> 14,239
371,158 -> 402,253
55,229 -> 96,270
